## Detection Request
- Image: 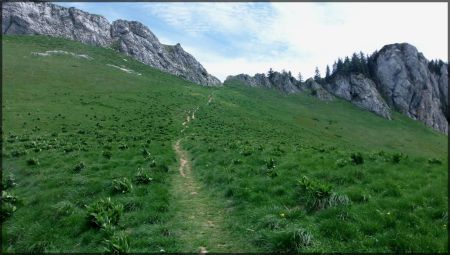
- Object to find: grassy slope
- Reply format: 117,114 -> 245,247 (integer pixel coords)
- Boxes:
2,35 -> 448,252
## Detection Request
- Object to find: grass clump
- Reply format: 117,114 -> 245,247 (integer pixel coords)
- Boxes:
298,176 -> 350,211
26,158 -> 39,166
261,227 -> 313,252
103,231 -> 130,254
112,178 -> 133,194
428,158 -> 442,164
350,152 -> 364,165
1,173 -> 17,190
1,191 -> 20,221
86,197 -> 123,228
72,162 -> 86,172
133,168 -> 153,185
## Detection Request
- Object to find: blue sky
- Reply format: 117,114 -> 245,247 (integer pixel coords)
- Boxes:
58,2 -> 447,82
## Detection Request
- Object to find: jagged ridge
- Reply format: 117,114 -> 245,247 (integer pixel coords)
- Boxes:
2,1 -> 221,86
225,43 -> 448,134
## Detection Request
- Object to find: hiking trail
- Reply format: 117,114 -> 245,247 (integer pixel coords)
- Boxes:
170,94 -> 251,252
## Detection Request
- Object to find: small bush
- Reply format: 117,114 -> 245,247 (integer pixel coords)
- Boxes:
102,151 -> 112,159
1,202 -> 17,221
142,148 -> 151,158
26,158 -> 39,166
1,191 -> 20,221
72,162 -> 86,172
2,173 -> 17,190
53,201 -> 75,217
265,158 -> 277,169
265,227 -> 313,252
233,158 -> 243,165
11,149 -> 27,157
133,168 -> 153,185
298,176 -> 350,211
86,197 -> 123,228
112,178 -> 133,194
335,159 -> 348,168
350,152 -> 364,165
428,158 -> 442,165
103,231 -> 130,254
391,152 -> 405,164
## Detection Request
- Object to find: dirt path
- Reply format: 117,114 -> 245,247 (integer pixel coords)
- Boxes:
169,94 -> 252,252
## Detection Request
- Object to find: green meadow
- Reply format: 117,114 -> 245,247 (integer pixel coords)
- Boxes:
2,35 -> 448,253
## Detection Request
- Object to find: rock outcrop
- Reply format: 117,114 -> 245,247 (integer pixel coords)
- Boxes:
370,43 -> 447,132
225,71 -> 301,93
303,79 -> 334,101
2,1 -> 221,86
225,43 -> 448,133
323,74 -> 391,119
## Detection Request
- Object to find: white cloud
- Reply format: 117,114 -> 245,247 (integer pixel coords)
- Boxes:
144,2 -> 447,81
58,2 -> 448,82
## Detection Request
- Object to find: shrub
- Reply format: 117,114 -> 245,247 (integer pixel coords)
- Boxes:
11,149 -> 27,157
133,168 -> 153,185
102,151 -> 112,159
1,191 -> 20,221
391,152 -> 406,164
2,173 -> 17,190
26,158 -> 39,166
233,158 -> 243,165
112,178 -> 133,194
72,162 -> 86,172
335,159 -> 348,168
298,176 -> 350,211
142,148 -> 151,158
428,158 -> 442,165
1,202 -> 17,221
350,152 -> 364,165
86,197 -> 123,228
103,231 -> 130,254
265,158 -> 277,169
265,227 -> 313,252
118,144 -> 128,150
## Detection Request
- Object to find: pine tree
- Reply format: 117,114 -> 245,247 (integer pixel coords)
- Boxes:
268,68 -> 274,79
336,58 -> 343,74
325,65 -> 331,80
298,72 -> 303,83
314,66 -> 321,81
351,52 -> 360,73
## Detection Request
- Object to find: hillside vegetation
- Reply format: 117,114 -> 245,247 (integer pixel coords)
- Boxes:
2,36 -> 448,253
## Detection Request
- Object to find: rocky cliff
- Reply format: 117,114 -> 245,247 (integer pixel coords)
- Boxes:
370,43 -> 448,133
225,43 -> 448,133
225,71 -> 301,94
2,1 -> 221,86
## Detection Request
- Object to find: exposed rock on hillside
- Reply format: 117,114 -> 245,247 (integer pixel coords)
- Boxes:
323,74 -> 391,119
2,1 -> 221,86
225,43 -> 448,133
370,43 -> 447,132
224,71 -> 301,94
304,79 -> 334,101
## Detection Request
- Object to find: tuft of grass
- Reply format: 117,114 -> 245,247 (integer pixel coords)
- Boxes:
85,197 -> 123,228
112,178 -> 133,194
133,168 -> 153,185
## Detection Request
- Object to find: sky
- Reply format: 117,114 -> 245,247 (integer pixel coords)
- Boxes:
57,2 -> 448,82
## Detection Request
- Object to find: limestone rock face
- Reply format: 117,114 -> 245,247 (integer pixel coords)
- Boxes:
224,71 -> 301,94
2,1 -> 221,86
323,74 -> 391,119
304,79 -> 334,101
371,43 -> 447,133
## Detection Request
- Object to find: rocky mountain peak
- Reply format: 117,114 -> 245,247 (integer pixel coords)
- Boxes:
2,1 -> 221,87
